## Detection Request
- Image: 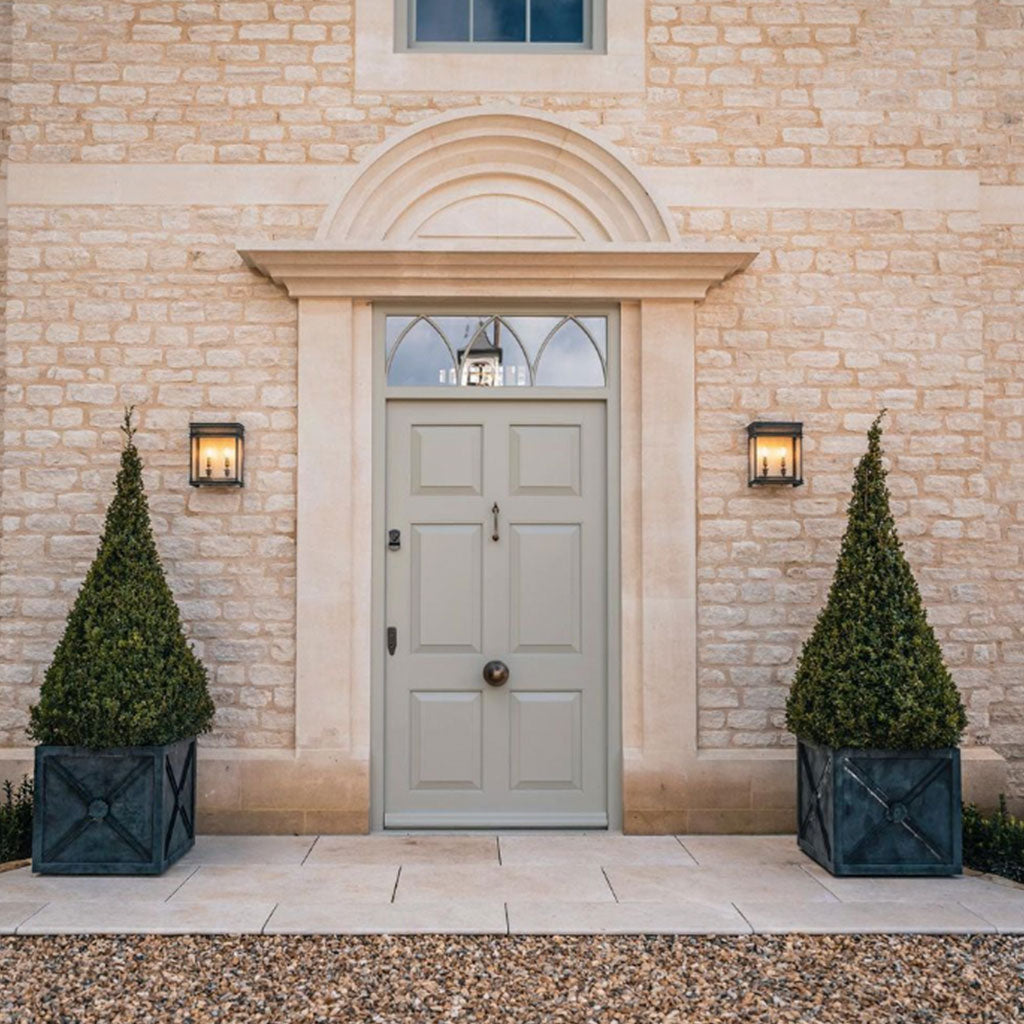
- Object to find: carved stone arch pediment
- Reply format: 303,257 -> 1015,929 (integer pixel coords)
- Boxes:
316,108 -> 678,245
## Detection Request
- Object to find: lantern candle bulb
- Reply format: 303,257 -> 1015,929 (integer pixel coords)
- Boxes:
779,447 -> 788,478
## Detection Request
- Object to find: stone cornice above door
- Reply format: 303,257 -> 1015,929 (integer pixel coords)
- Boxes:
237,242 -> 758,302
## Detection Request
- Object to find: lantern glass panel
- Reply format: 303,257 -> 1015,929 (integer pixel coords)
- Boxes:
747,423 -> 803,486
189,424 -> 244,487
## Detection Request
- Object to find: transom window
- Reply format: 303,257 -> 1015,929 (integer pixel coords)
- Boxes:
386,314 -> 607,388
408,0 -> 591,47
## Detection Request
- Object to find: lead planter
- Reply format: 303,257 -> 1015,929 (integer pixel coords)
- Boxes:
33,737 -> 196,875
797,739 -> 961,877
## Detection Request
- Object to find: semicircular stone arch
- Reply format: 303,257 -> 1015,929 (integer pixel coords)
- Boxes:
317,109 -> 677,245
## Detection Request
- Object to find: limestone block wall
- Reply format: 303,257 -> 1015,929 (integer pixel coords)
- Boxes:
1,203 -> 314,748
0,0 -> 1021,808
978,0 -> 1024,799
686,205 -> 988,750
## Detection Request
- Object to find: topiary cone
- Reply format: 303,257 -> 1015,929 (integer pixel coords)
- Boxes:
785,411 -> 967,750
28,408 -> 214,749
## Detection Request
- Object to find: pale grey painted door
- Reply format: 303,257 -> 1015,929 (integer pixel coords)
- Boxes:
385,400 -> 607,827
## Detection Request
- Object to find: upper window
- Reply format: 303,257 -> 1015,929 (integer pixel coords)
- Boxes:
386,314 -> 608,388
407,0 -> 593,49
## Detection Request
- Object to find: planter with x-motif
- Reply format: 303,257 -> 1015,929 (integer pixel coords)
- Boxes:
32,738 -> 196,875
796,739 -> 961,876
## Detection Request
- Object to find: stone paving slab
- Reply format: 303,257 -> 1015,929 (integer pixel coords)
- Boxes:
604,864 -> 838,905
178,835 -> 318,866
678,835 -> 809,866
498,835 -> 696,866
0,902 -> 45,934
737,900 -> 997,935
17,900 -> 276,935
507,900 -> 750,934
950,898 -> 1024,934
170,864 -> 399,904
394,864 -> 615,903
804,867 -> 1024,905
265,901 -> 507,935
307,835 -> 500,866
5,834 -> 1023,935
0,864 -> 194,903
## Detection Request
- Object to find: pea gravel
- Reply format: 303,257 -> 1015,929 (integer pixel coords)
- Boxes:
1,934 -> 1022,1023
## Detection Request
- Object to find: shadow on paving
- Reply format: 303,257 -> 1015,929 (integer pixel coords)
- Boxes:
1,934 -> 1022,1023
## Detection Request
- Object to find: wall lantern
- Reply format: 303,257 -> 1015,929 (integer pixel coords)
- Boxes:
189,422 -> 244,487
747,421 -> 803,487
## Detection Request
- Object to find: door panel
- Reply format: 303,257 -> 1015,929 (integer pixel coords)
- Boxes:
385,400 -> 607,828
509,424 -> 581,494
410,524 -> 482,652
510,692 -> 582,790
411,424 -> 483,495
410,692 -> 483,790
509,524 -> 581,653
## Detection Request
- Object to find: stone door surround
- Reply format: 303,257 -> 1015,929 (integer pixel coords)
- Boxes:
231,107 -> 776,833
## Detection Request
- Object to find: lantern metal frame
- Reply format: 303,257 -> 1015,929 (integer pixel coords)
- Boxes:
747,421 -> 803,487
189,422 -> 245,488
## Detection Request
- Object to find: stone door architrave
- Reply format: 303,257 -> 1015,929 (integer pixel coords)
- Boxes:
237,108 -> 762,833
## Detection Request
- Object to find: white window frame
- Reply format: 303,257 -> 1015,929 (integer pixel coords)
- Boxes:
398,0 -> 604,53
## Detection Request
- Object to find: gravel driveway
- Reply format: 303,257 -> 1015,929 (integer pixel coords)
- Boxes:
1,934 -> 1022,1023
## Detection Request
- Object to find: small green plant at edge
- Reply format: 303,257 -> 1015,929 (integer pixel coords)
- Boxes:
0,777 -> 33,864
963,796 -> 1024,885
27,408 -> 214,749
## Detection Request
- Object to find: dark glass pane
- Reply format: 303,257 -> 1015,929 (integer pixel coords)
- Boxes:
473,0 -> 526,42
416,0 -> 470,42
530,0 -> 584,42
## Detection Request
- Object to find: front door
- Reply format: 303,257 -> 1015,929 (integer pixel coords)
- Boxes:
384,400 -> 607,827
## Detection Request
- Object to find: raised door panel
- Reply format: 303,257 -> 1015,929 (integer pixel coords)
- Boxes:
509,524 -> 581,653
410,692 -> 482,790
410,524 -> 482,652
509,425 -> 581,495
411,424 -> 483,495
509,692 -> 582,790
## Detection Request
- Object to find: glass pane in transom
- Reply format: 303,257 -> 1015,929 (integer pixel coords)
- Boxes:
385,313 -> 607,388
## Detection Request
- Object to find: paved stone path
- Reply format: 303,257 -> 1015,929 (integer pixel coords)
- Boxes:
2,834 -> 1022,934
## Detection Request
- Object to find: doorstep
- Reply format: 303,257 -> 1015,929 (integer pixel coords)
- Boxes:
1,834 -> 1022,936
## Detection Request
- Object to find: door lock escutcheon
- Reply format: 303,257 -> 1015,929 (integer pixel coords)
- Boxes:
388,529 -> 401,551
386,626 -> 397,656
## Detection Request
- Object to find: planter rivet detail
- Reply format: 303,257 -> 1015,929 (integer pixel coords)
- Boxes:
87,799 -> 109,820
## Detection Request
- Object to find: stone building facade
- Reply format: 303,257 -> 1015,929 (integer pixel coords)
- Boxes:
0,0 -> 1020,832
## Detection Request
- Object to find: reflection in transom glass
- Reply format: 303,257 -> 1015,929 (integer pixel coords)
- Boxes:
385,315 -> 607,388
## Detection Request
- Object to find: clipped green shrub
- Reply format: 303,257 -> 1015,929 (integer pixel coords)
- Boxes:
785,412 -> 967,749
963,797 -> 1024,884
28,409 -> 214,748
0,776 -> 33,864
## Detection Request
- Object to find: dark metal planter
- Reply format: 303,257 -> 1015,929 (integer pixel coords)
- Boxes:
797,739 -> 961,876
33,737 -> 196,875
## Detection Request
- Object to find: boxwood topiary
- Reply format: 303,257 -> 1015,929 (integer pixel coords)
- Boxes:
785,411 -> 966,750
28,409 -> 214,749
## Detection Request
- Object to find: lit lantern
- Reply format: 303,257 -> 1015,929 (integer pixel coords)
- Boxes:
747,422 -> 803,487
189,422 -> 244,487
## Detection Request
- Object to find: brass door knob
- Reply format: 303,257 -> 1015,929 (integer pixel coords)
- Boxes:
482,660 -> 510,687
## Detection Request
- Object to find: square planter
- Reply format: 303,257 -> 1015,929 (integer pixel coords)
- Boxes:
33,737 -> 196,875
797,739 -> 961,877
